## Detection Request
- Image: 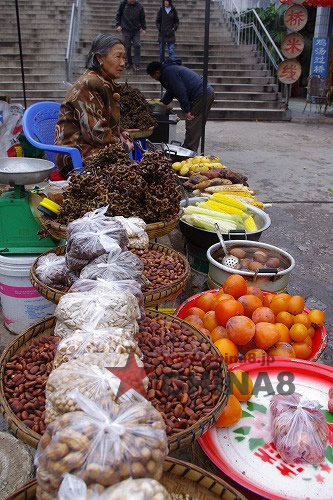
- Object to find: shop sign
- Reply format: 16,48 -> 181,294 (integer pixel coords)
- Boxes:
311,37 -> 329,80
277,59 -> 302,84
283,5 -> 308,32
281,32 -> 305,59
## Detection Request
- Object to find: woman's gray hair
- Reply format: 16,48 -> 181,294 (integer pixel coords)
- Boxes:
86,33 -> 124,70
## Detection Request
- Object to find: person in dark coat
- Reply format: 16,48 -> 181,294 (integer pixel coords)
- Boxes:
116,0 -> 146,72
156,0 -> 179,62
147,59 -> 215,151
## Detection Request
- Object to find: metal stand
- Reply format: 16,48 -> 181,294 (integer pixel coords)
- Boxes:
15,0 -> 27,109
200,0 -> 211,155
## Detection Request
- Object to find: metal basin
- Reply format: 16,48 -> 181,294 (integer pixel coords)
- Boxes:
207,240 -> 295,292
180,196 -> 271,249
152,143 -> 197,163
0,158 -> 55,185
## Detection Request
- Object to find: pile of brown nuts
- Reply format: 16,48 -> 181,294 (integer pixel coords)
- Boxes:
136,311 -> 224,435
131,249 -> 186,290
3,335 -> 59,434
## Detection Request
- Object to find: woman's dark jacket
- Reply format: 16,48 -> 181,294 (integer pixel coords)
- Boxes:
156,5 -> 179,43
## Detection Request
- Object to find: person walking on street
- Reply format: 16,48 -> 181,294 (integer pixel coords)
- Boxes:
156,0 -> 179,62
116,0 -> 146,72
147,60 -> 215,151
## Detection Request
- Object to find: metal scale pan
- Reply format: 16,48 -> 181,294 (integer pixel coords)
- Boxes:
0,157 -> 54,186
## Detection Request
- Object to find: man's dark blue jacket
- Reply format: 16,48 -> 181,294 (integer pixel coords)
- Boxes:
160,59 -> 213,113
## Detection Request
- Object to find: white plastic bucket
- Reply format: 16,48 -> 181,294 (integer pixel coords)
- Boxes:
0,254 -> 56,334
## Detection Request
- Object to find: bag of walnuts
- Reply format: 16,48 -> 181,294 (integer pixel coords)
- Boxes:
45,353 -> 148,424
35,392 -> 168,499
58,473 -> 171,500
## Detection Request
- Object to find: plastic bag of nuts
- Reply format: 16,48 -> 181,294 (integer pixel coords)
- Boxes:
35,391 -> 168,499
54,290 -> 141,333
45,353 -> 148,423
69,278 -> 145,318
66,206 -> 114,238
79,250 -> 146,285
35,254 -> 78,290
53,323 -> 142,368
58,473 -> 171,500
270,393 -> 328,464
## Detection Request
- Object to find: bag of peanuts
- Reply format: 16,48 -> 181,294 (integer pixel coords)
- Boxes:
53,322 -> 142,368
35,254 -> 78,290
54,289 -> 141,334
45,353 -> 148,423
270,393 -> 328,465
58,474 -> 171,500
69,278 -> 145,317
79,250 -> 146,285
113,216 -> 149,250
35,391 -> 168,499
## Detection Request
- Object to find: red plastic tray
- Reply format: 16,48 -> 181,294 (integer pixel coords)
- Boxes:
175,289 -> 327,362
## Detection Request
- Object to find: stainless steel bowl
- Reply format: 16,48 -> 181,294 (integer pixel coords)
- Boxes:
0,157 -> 55,185
207,240 -> 296,292
180,196 -> 271,249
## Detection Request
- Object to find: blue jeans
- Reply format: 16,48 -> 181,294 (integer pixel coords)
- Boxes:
160,42 -> 175,62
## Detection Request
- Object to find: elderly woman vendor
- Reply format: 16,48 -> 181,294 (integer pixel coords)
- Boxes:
54,33 -> 133,179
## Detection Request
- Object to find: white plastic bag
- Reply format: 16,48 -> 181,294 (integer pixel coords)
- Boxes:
54,290 -> 140,332
35,392 -> 168,498
0,102 -> 24,157
53,322 -> 141,368
46,353 -> 147,423
69,278 -> 144,316
270,393 -> 328,464
35,254 -> 77,289
79,250 -> 145,283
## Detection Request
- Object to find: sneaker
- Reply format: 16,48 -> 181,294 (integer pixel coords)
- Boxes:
125,63 -> 132,70
133,65 -> 140,72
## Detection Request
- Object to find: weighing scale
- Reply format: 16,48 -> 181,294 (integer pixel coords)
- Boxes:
0,157 -> 58,254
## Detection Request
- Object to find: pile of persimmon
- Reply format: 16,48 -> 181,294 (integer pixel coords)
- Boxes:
216,370 -> 254,427
182,274 -> 325,363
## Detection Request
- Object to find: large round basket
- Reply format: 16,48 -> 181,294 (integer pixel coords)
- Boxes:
6,456 -> 246,500
0,314 -> 229,451
30,243 -> 190,307
40,213 -> 180,241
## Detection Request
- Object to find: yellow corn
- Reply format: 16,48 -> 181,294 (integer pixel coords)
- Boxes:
244,215 -> 257,232
198,201 -> 244,216
204,184 -> 254,194
228,194 -> 264,209
211,193 -> 246,211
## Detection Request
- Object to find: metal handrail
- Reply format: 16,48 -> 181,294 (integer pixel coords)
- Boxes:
217,0 -> 288,106
252,9 -> 283,63
65,0 -> 81,83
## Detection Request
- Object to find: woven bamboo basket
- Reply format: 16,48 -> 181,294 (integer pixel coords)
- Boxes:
6,456 -> 246,500
0,314 -> 229,451
40,213 -> 180,242
30,243 -> 190,307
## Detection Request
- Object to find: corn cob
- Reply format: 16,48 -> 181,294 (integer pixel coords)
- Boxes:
205,184 -> 254,194
198,200 -> 244,216
244,215 -> 257,231
226,194 -> 265,209
211,193 -> 247,211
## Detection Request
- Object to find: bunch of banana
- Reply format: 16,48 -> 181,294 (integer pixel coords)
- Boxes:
172,155 -> 226,177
